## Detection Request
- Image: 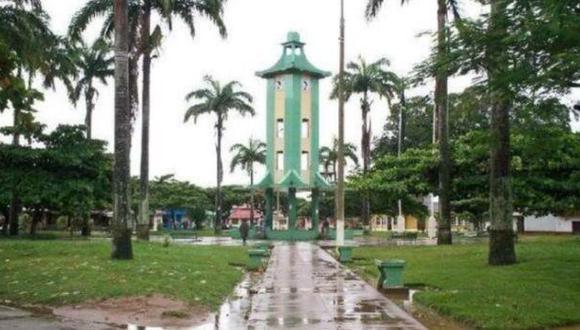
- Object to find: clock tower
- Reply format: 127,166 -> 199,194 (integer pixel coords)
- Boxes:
255,32 -> 331,240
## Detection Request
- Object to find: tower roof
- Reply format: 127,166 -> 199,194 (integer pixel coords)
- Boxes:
256,32 -> 331,79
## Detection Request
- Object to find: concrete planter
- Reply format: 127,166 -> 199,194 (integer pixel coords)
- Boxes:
338,246 -> 353,263
256,242 -> 271,256
376,259 -> 406,288
247,249 -> 267,271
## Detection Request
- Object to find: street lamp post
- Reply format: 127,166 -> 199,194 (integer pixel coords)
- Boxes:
336,0 -> 346,247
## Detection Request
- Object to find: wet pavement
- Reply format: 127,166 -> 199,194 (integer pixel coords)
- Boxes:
238,242 -> 426,329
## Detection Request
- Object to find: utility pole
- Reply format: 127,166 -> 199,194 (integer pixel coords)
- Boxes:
336,0 -> 346,247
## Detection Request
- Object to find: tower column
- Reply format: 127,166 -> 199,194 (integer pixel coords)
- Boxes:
311,189 -> 320,234
288,188 -> 297,230
265,188 -> 274,230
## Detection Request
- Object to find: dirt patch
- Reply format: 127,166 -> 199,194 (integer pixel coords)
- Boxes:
52,294 -> 210,328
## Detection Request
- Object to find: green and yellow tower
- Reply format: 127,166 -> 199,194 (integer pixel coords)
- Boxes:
256,32 -> 331,240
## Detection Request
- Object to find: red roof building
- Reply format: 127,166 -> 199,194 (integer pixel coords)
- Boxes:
227,204 -> 263,227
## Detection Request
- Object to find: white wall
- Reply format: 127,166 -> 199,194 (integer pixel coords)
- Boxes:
524,214 -> 575,233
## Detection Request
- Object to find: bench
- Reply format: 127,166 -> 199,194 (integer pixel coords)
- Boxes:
391,232 -> 418,240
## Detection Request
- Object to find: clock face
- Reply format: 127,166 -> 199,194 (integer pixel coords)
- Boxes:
302,79 -> 310,91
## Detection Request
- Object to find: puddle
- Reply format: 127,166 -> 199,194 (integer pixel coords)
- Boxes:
193,272 -> 259,329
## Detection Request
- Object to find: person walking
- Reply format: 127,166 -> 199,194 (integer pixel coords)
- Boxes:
322,218 -> 330,240
240,220 -> 250,245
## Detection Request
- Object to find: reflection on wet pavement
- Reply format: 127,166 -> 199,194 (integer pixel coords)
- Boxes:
171,236 -> 272,247
221,242 -> 427,329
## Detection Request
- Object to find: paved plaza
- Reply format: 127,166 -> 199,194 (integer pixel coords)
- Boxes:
243,242 -> 425,329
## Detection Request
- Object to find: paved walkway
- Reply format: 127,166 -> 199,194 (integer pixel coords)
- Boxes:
245,242 -> 426,329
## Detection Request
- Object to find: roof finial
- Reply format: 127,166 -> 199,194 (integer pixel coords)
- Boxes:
287,31 -> 300,43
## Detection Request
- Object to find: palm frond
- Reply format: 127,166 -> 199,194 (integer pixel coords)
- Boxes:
68,0 -> 112,41
185,88 -> 214,101
448,0 -> 462,21
184,103 -> 211,123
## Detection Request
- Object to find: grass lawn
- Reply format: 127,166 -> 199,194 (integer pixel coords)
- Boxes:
350,235 -> 580,329
0,239 -> 248,309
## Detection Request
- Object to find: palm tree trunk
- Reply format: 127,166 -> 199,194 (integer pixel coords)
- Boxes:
361,92 -> 371,227
137,0 -> 151,241
249,166 -> 255,225
80,86 -> 94,236
29,208 -> 40,236
488,0 -> 516,265
436,0 -> 452,245
1,205 -> 8,235
215,118 -> 223,234
111,0 -> 133,260
397,88 -> 404,224
8,106 -> 21,236
81,213 -> 91,236
85,90 -> 94,139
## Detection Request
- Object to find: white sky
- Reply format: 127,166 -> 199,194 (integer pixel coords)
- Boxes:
1,0 -> 578,187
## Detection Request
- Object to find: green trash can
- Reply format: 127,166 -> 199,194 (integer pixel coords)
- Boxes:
256,242 -> 271,255
338,246 -> 353,263
376,259 -> 406,288
247,249 -> 267,271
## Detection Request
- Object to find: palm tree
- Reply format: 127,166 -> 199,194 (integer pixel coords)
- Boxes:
319,138 -> 358,183
69,39 -> 114,139
70,0 -> 141,115
137,0 -> 226,240
69,0 -> 227,240
365,0 -> 460,245
1,1 -> 76,235
230,138 -> 266,225
111,0 -> 133,259
184,75 -> 255,234
332,56 -> 398,226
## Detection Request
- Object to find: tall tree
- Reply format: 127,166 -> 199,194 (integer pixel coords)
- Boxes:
69,0 -> 227,240
319,138 -> 358,183
184,75 -> 254,234
0,125 -> 112,237
365,0 -> 460,244
1,0 -> 76,235
486,0 -> 515,265
461,0 -> 579,265
69,39 -> 114,139
331,56 -> 398,226
111,0 -> 133,259
137,0 -> 153,239
230,138 -> 266,225
137,0 -> 226,240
